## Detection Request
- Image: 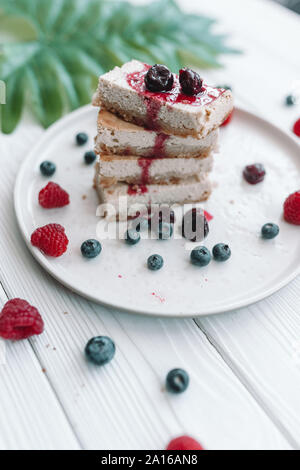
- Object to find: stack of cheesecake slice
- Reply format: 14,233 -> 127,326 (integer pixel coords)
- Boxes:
93,60 -> 233,220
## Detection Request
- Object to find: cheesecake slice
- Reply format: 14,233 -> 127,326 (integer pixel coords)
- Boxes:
95,109 -> 219,157
95,173 -> 211,220
93,60 -> 233,138
96,154 -> 213,185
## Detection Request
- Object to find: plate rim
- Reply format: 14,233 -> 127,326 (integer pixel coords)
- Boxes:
14,104 -> 300,318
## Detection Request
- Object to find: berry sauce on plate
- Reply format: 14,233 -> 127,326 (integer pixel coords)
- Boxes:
152,133 -> 169,157
126,64 -> 226,130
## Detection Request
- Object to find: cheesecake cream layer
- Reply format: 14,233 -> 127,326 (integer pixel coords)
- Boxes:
96,173 -> 211,220
95,110 -> 219,157
97,154 -> 213,184
93,60 -> 233,138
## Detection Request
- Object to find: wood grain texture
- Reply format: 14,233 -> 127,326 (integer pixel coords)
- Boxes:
196,279 -> 300,448
0,0 -> 299,450
0,284 -> 80,450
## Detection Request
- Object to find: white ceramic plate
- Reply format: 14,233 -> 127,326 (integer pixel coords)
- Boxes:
14,105 -> 300,317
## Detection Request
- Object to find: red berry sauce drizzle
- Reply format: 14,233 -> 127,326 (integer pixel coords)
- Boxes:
153,132 -> 169,157
138,158 -> 153,185
137,133 -> 170,184
127,153 -> 150,194
127,133 -> 170,193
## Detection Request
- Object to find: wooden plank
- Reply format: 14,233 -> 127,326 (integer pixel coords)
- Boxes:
0,283 -> 80,450
0,277 -> 291,449
196,281 -> 300,448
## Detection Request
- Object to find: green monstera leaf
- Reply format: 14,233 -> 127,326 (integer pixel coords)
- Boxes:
0,0 -> 239,133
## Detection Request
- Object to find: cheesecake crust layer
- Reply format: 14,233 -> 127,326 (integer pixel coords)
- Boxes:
95,110 -> 219,158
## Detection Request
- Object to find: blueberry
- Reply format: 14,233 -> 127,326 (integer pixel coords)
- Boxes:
81,239 -> 102,258
84,151 -> 96,165
40,161 -> 56,177
131,217 -> 149,232
158,222 -> 173,240
144,64 -> 174,92
166,368 -> 189,394
76,132 -> 88,146
147,254 -> 164,271
261,223 -> 279,239
182,208 -> 209,242
125,229 -> 141,245
85,336 -> 115,366
243,163 -> 266,184
179,68 -> 203,96
285,95 -> 296,106
212,243 -> 231,262
190,246 -> 211,267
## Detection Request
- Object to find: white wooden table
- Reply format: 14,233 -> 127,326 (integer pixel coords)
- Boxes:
0,0 -> 300,450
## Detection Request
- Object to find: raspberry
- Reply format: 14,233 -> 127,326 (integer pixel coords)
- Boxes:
31,223 -> 69,257
221,110 -> 233,127
293,118 -> 300,137
38,182 -> 70,209
166,436 -> 204,451
0,298 -> 44,340
283,191 -> 300,225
